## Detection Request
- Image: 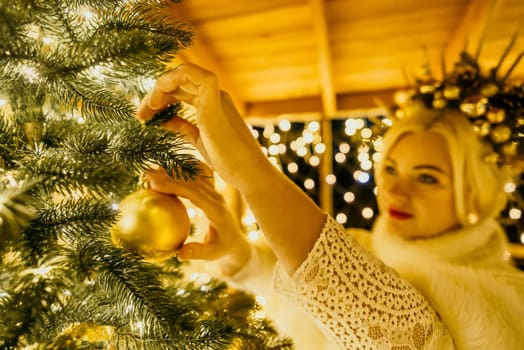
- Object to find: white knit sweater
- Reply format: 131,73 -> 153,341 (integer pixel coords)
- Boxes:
274,215 -> 524,349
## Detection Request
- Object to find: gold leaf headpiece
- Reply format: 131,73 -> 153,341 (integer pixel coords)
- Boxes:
392,33 -> 523,169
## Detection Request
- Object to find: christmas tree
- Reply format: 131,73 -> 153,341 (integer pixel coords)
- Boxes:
0,0 -> 292,348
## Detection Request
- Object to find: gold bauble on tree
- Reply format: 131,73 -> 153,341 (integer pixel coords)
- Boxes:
111,189 -> 190,263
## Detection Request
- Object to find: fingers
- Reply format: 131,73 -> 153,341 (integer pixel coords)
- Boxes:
177,227 -> 225,261
136,63 -> 220,122
162,117 -> 199,149
177,241 -> 217,260
145,166 -> 226,224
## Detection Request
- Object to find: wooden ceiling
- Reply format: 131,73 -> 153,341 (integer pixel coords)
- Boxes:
167,0 -> 524,119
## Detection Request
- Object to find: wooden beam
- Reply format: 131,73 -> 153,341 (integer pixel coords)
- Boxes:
245,88 -> 398,119
443,0 -> 501,77
310,0 -> 337,116
310,0 -> 336,216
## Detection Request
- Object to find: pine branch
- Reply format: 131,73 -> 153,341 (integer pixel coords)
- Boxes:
22,148 -> 133,199
49,78 -> 136,123
108,121 -> 201,180
0,253 -> 76,348
0,175 -> 39,244
24,198 -> 118,258
80,240 -> 236,349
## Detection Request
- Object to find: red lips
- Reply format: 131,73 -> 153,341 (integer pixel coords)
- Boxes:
388,208 -> 413,219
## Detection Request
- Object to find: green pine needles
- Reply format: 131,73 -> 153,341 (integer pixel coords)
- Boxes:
0,0 -> 293,348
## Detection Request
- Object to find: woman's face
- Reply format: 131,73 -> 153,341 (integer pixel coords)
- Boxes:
376,131 -> 460,239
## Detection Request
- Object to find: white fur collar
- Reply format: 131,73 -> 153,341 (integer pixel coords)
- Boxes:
370,216 -> 508,268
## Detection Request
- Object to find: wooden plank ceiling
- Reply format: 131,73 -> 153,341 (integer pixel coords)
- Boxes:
167,0 -> 524,119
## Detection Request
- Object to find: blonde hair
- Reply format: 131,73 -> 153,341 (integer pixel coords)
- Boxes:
376,105 -> 508,226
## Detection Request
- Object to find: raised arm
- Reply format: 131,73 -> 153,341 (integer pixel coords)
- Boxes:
137,63 -> 325,274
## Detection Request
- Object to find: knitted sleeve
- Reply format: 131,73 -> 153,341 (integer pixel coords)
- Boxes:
274,216 -> 453,349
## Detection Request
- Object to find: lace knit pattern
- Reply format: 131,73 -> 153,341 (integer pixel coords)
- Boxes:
276,216 -> 451,349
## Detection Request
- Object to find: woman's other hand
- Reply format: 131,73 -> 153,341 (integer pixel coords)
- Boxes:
144,163 -> 251,276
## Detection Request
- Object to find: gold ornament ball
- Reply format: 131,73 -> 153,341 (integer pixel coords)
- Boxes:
111,189 -> 190,262
460,95 -> 488,118
443,85 -> 460,100
490,124 -> 512,144
480,83 -> 499,97
472,119 -> 491,137
486,107 -> 506,124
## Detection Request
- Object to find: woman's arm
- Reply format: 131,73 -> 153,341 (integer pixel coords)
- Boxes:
137,63 -> 325,275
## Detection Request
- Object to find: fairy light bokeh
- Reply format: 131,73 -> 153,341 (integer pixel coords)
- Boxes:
251,115 -> 387,230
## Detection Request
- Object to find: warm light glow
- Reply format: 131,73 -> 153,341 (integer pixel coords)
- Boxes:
190,272 -> 212,284
120,213 -> 137,232
252,310 -> 266,320
135,321 -> 144,337
357,152 -> 369,162
214,175 -> 227,192
343,192 -> 355,203
504,181 -> 516,193
509,208 -> 522,220
255,295 -> 267,306
362,207 -> 374,219
326,174 -> 337,185
88,64 -> 105,80
243,214 -> 256,226
314,143 -> 326,154
287,162 -> 298,173
278,119 -> 291,131
296,146 -> 308,157
307,121 -> 320,132
339,142 -> 350,153
79,6 -> 95,21
309,155 -> 320,166
335,213 -> 348,224
186,207 -> 196,219
268,157 -> 279,167
334,152 -> 346,163
360,160 -> 373,171
263,124 -> 274,138
248,230 -> 260,242
20,65 -> 39,82
304,178 -> 315,189
393,90 -> 411,105
360,128 -> 372,139
354,170 -> 370,183
33,266 -> 53,276
303,131 -> 314,143
395,109 -> 406,118
344,126 -> 357,136
25,24 -> 41,39
268,145 -> 279,155
269,133 -> 281,143
382,118 -> 393,127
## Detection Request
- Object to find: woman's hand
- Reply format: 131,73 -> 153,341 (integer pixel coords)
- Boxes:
137,63 -> 268,192
144,163 -> 251,276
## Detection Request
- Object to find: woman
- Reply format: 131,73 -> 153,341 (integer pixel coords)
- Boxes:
137,63 -> 524,349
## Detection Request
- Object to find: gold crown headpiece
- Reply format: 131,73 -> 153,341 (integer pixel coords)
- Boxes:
391,34 -> 523,169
